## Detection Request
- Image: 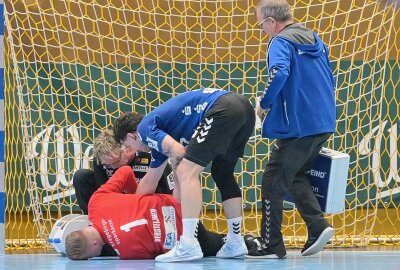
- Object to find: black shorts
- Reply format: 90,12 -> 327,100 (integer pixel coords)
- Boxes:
184,92 -> 255,167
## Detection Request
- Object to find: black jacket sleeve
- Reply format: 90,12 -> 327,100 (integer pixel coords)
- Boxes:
92,159 -> 112,188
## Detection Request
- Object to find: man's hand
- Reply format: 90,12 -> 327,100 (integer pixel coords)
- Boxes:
256,98 -> 268,122
136,162 -> 168,194
257,105 -> 266,121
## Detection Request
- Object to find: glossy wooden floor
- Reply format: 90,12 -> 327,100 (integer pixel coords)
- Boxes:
1,247 -> 400,270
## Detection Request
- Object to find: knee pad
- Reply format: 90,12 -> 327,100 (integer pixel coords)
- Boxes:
211,159 -> 241,201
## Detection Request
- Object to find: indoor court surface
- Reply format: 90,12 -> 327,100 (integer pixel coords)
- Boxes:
1,249 -> 400,270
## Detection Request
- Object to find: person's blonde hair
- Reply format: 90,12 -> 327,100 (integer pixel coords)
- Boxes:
65,230 -> 89,260
93,129 -> 122,165
256,0 -> 293,22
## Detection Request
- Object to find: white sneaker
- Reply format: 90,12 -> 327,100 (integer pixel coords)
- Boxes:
216,238 -> 248,258
155,241 -> 203,263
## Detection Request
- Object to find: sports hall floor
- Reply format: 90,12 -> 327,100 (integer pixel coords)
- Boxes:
1,247 -> 399,270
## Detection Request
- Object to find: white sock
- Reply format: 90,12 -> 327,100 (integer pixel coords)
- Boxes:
181,218 -> 199,244
227,216 -> 243,242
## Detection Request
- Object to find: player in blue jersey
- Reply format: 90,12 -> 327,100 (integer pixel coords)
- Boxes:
113,88 -> 255,262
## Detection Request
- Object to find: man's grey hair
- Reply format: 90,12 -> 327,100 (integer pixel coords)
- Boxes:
256,0 -> 293,22
93,129 -> 122,165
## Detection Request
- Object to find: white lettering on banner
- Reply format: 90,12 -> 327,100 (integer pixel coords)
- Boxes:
26,124 -> 93,193
358,121 -> 399,198
308,169 -> 326,179
311,186 -> 319,194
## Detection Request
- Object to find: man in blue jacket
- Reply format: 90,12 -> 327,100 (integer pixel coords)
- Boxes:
247,0 -> 336,259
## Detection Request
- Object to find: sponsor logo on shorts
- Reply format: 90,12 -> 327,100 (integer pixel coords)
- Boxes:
167,172 -> 175,190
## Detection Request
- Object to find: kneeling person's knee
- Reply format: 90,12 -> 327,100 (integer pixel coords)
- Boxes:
211,162 -> 241,201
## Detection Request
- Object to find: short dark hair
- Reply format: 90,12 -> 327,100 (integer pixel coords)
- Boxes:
113,112 -> 144,141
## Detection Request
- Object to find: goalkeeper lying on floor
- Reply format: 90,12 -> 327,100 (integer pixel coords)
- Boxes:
65,166 -> 258,260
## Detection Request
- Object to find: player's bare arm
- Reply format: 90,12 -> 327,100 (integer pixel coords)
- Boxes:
162,135 -> 186,170
135,161 -> 168,194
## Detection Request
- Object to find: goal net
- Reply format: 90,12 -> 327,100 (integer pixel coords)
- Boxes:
4,0 -> 399,248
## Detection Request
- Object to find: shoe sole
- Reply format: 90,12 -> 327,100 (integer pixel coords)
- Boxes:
245,254 -> 287,259
301,227 -> 334,256
216,250 -> 248,259
155,254 -> 203,263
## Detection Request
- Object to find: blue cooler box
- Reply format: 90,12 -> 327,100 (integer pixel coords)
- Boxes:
284,148 -> 350,214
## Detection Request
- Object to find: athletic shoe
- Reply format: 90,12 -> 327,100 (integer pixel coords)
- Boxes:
216,238 -> 248,258
301,226 -> 334,256
243,235 -> 262,251
245,241 -> 287,259
155,241 -> 203,263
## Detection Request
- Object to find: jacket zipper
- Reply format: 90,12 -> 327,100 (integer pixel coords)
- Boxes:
283,100 -> 289,125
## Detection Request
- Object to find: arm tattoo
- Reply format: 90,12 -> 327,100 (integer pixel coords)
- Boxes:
172,156 -> 183,171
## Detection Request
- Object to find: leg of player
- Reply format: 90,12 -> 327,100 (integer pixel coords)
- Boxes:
172,171 -> 181,202
72,169 -> 97,215
196,222 -> 262,256
211,157 -> 248,258
155,159 -> 204,262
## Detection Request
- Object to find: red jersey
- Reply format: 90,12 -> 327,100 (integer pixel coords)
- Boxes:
88,166 -> 183,259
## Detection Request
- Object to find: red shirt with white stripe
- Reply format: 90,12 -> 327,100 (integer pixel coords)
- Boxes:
88,166 -> 182,259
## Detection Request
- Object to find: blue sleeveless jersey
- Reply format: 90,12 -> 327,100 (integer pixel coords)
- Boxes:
137,88 -> 228,167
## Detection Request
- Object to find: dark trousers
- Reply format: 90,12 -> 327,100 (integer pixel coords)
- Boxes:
260,133 -> 332,254
73,169 -> 98,215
